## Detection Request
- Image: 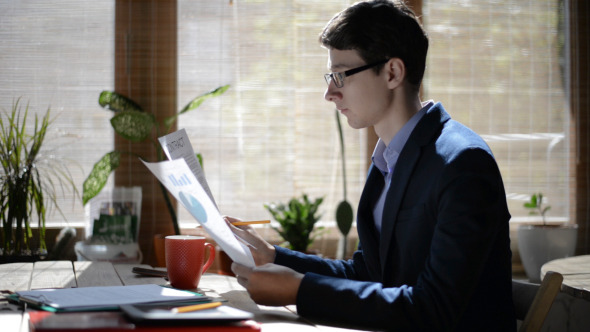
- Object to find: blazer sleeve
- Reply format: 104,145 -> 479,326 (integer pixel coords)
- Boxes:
274,245 -> 373,282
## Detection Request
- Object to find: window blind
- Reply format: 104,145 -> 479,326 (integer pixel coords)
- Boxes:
422,0 -> 569,222
0,0 -> 114,227
0,0 -> 568,230
177,0 -> 364,228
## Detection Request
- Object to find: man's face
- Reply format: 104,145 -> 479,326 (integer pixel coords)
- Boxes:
324,49 -> 392,130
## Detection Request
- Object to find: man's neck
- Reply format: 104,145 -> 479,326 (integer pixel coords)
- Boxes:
375,93 -> 423,146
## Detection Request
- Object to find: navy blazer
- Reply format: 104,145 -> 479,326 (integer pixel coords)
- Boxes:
274,103 -> 515,331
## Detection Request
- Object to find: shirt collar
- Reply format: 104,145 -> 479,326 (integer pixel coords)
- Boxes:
372,100 -> 434,175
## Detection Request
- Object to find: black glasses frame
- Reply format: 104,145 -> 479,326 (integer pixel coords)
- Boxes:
324,58 -> 389,88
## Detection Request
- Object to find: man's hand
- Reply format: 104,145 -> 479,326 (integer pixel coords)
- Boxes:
224,216 -> 276,266
231,262 -> 303,306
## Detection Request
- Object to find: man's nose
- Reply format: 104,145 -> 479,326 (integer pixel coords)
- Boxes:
324,84 -> 341,102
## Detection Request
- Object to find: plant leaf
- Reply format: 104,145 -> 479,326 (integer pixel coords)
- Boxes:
82,151 -> 121,205
164,85 -> 230,129
196,153 -> 203,167
336,200 -> 354,236
98,91 -> 142,113
110,111 -> 155,142
531,194 -> 538,207
524,193 -> 539,209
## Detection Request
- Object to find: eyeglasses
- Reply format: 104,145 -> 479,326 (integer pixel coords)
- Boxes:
324,59 -> 389,88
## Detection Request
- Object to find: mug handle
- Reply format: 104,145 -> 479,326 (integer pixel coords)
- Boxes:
202,242 -> 216,273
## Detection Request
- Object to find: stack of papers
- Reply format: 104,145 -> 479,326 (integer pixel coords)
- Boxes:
15,284 -> 210,312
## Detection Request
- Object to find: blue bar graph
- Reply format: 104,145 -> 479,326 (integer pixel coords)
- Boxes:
168,173 -> 192,187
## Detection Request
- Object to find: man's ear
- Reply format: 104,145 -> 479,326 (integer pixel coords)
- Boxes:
386,58 -> 405,89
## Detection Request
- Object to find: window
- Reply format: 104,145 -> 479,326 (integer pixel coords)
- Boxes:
177,0 -> 365,228
1,0 -> 569,231
0,1 -> 114,227
423,0 -> 569,223
178,0 -> 568,226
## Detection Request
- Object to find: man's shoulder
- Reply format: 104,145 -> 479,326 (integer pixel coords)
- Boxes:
434,119 -> 494,162
412,103 -> 495,161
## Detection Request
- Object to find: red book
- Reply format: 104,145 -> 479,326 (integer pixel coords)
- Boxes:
28,311 -> 261,332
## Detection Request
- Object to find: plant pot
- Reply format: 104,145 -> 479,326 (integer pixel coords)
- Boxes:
153,234 -> 167,267
216,246 -> 235,276
0,254 -> 46,264
74,241 -> 142,263
517,224 -> 578,283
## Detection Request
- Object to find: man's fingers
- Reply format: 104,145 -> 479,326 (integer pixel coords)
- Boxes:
225,223 -> 257,249
231,262 -> 250,277
223,215 -> 240,223
224,216 -> 254,234
223,216 -> 276,266
226,221 -> 258,246
231,263 -> 251,288
235,274 -> 248,288
223,216 -> 248,228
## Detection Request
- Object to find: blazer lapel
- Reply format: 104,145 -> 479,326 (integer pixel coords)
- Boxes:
378,140 -> 421,274
357,164 -> 385,280
378,103 -> 450,277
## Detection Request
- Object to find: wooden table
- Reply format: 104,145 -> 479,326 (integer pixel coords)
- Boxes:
541,255 -> 590,301
0,261 -> 366,332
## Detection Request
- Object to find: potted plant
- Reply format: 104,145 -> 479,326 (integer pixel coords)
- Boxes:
517,193 -> 578,282
82,85 -> 229,236
264,194 -> 324,253
0,99 -> 78,262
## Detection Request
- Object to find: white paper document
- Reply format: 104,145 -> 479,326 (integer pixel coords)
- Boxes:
158,129 -> 217,208
141,158 -> 255,267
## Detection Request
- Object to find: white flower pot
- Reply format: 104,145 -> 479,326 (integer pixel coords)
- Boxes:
74,241 -> 143,263
517,224 -> 578,283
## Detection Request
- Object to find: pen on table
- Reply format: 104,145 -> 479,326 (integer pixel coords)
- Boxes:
172,301 -> 223,314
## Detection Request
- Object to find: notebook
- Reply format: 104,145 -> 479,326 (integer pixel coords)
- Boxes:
16,284 -> 210,312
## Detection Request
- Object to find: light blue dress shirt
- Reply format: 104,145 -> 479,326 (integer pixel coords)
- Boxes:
371,101 -> 432,232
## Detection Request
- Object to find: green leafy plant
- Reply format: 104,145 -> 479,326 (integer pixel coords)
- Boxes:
0,99 -> 78,257
524,193 -> 551,226
264,194 -> 324,252
82,85 -> 230,235
335,110 -> 354,258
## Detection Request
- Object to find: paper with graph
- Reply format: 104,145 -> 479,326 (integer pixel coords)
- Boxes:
142,133 -> 254,267
158,129 -> 217,209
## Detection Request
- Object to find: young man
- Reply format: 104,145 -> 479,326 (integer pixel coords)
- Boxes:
229,1 -> 515,330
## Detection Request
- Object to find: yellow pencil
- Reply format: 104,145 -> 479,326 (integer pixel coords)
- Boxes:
230,220 -> 270,226
197,220 -> 270,228
172,301 -> 223,314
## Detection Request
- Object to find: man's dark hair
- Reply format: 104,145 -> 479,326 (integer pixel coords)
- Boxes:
319,0 -> 428,92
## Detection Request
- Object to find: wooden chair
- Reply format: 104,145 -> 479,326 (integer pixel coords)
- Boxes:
512,271 -> 564,332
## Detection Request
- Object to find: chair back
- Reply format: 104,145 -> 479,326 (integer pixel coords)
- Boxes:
512,271 -> 563,332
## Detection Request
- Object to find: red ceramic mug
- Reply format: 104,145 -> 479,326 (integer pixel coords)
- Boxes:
165,235 -> 215,290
